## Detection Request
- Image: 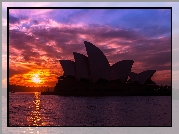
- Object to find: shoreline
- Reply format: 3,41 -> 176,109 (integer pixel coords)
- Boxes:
41,91 -> 172,96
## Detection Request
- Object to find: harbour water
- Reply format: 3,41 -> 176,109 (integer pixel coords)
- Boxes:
9,92 -> 171,126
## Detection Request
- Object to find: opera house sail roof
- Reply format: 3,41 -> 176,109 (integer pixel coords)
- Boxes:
138,70 -> 156,84
110,60 -> 134,82
129,72 -> 139,82
129,70 -> 156,84
59,60 -> 76,77
84,41 -> 111,83
73,52 -> 90,81
58,41 -> 156,85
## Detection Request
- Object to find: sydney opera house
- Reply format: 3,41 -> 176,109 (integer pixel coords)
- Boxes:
54,41 -> 156,95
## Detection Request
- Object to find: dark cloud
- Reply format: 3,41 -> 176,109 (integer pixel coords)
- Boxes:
9,15 -> 20,24
22,49 -> 40,61
32,20 -> 38,25
19,14 -> 28,20
9,30 -> 36,50
9,68 -> 29,78
99,29 -> 139,40
9,14 -> 28,24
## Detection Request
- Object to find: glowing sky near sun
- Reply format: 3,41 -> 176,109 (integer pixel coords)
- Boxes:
8,8 -> 171,87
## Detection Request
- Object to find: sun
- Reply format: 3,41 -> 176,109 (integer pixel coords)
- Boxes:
32,74 -> 41,83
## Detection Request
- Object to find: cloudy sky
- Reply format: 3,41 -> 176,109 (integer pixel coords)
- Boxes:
2,2 -> 179,88
7,8 -> 171,87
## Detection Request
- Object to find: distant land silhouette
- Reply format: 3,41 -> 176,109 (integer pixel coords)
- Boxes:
41,41 -> 171,96
9,84 -> 54,93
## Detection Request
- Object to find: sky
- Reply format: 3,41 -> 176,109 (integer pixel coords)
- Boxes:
7,8 -> 171,87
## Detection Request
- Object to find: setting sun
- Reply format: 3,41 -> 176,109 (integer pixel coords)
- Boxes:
32,74 -> 41,83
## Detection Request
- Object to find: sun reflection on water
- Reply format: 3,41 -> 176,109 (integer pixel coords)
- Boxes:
27,92 -> 43,126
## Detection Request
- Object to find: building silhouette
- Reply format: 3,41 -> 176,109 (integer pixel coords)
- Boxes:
110,60 -> 134,83
73,52 -> 90,81
129,70 -> 156,84
84,41 -> 111,82
54,41 -> 157,95
59,60 -> 76,77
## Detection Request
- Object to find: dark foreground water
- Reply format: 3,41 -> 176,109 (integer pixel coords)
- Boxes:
9,92 -> 171,126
